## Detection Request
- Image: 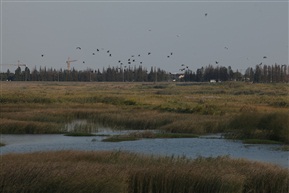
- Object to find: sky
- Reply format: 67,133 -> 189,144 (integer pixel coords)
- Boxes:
0,0 -> 288,74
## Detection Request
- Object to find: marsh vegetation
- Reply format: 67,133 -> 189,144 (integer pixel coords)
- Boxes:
0,151 -> 288,193
0,81 -> 288,144
1,82 -> 288,192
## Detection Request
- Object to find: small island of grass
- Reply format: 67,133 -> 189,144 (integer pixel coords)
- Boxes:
102,131 -> 199,142
242,139 -> 282,145
64,132 -> 97,137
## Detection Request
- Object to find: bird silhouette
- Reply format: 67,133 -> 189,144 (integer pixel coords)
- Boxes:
148,52 -> 151,55
97,49 -> 99,52
41,54 -> 44,57
205,13 -> 208,16
83,61 -> 85,64
215,61 -> 219,64
76,47 -> 81,50
92,53 -> 95,55
263,56 -> 267,59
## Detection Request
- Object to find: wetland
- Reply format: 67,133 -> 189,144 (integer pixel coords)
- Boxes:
0,81 -> 288,192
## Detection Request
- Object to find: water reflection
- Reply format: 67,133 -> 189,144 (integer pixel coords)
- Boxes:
0,130 -> 288,168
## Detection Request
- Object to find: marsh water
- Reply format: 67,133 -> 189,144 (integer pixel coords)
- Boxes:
1,128 -> 288,168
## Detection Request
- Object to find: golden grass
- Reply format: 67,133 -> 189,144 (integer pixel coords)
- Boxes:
0,151 -> 288,193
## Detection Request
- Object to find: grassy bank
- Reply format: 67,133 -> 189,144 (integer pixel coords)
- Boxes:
0,81 -> 288,143
0,151 -> 288,193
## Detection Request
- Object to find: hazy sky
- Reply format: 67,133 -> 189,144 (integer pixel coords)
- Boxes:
1,0 -> 288,74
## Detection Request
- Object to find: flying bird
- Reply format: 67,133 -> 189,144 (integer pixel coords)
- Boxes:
148,52 -> 151,55
76,47 -> 81,50
263,56 -> 267,59
205,13 -> 208,16
97,49 -> 99,52
41,54 -> 44,57
92,53 -> 95,55
215,61 -> 219,64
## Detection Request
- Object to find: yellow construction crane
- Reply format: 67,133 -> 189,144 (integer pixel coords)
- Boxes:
66,57 -> 77,71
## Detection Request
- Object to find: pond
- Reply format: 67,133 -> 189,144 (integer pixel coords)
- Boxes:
0,129 -> 288,168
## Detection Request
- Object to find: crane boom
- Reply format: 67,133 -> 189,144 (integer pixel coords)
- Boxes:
1,60 -> 27,67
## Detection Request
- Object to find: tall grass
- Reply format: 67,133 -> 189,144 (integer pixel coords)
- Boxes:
0,151 -> 288,193
0,82 -> 288,144
228,111 -> 289,143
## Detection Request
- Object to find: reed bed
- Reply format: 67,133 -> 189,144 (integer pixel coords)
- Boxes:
0,81 -> 288,143
0,151 -> 288,193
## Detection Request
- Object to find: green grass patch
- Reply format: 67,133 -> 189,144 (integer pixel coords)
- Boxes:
228,111 -> 289,144
155,132 -> 199,138
64,132 -> 97,137
102,131 -> 199,142
242,139 -> 282,144
102,135 -> 138,142
275,145 -> 289,151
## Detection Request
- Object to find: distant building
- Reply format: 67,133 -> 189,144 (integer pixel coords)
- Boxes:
210,79 -> 216,83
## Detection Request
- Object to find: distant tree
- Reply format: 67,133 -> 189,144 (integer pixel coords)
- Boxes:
196,68 -> 203,82
23,66 -> 30,81
14,67 -> 22,81
227,66 -> 234,81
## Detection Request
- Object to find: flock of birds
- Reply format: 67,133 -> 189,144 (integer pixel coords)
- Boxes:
40,44 -> 181,72
37,12 -> 270,73
73,46 -> 175,70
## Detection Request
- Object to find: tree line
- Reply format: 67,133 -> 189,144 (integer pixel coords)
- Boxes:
1,63 -> 288,83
